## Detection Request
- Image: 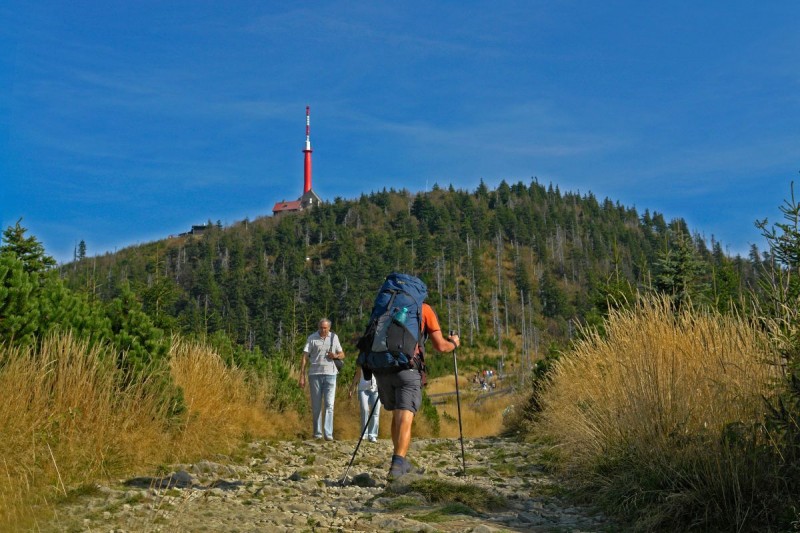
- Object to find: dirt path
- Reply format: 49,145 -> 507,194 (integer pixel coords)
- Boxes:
46,436 -> 611,532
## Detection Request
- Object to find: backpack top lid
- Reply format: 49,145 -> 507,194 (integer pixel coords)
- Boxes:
384,272 -> 427,296
369,272 -> 428,321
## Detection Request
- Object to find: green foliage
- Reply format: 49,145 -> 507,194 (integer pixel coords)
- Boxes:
423,349 -> 456,379
585,272 -> 636,333
654,229 -> 707,309
206,330 -> 267,373
539,271 -> 570,319
76,239 -> 87,261
501,348 -> 563,437
395,477 -> 506,512
0,253 -> 41,345
0,223 -> 184,417
104,285 -> 184,417
753,182 -> 800,525
106,286 -> 169,374
411,502 -> 479,522
38,273 -> 111,347
419,390 -> 440,436
264,356 -> 306,412
1,219 -> 57,274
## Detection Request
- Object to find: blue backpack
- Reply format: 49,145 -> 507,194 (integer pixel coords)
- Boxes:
356,273 -> 428,375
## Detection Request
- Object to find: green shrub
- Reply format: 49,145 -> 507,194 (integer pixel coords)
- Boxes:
419,391 -> 440,436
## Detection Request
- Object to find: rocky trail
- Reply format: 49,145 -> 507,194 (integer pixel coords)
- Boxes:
45,436 -> 612,532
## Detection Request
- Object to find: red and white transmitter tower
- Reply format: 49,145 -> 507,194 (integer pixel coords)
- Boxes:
303,105 -> 313,194
271,105 -> 322,216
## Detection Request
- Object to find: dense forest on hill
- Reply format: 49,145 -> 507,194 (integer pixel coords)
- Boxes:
59,179 -> 763,375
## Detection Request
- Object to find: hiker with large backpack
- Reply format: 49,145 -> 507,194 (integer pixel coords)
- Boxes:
356,273 -> 460,480
299,318 -> 345,441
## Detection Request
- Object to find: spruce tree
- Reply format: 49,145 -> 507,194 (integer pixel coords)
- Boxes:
0,254 -> 41,345
1,219 -> 57,273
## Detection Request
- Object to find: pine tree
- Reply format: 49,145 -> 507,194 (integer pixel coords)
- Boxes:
1,219 -> 57,273
654,231 -> 706,309
0,254 -> 41,345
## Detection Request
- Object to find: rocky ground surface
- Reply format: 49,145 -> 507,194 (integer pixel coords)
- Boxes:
45,436 -> 613,532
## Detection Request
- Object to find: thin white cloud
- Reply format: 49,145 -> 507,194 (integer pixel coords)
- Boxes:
340,102 -> 629,158
243,6 -> 491,57
616,135 -> 800,188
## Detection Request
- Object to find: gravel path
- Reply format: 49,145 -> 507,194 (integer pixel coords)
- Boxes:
46,436 -> 612,532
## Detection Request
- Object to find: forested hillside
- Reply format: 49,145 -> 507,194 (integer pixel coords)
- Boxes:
60,179 -> 762,375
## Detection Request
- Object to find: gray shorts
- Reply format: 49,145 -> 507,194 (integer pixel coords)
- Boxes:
375,369 -> 422,413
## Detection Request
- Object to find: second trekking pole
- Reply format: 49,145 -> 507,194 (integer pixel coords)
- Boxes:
340,395 -> 380,486
450,330 -> 467,475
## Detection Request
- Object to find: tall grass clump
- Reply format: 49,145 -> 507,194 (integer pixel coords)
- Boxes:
539,296 -> 782,531
0,334 -> 304,531
169,337 -> 302,457
0,333 -> 170,530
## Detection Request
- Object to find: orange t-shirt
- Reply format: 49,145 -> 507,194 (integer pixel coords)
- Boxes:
420,303 -> 441,336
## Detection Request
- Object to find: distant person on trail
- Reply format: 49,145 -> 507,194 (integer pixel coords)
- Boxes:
348,367 -> 381,443
377,302 -> 460,480
299,318 -> 344,441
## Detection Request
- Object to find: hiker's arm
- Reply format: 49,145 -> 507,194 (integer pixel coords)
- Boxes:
348,367 -> 362,398
327,335 -> 345,360
429,330 -> 460,352
299,352 -> 308,387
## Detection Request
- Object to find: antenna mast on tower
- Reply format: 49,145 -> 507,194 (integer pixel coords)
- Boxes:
303,105 -> 312,194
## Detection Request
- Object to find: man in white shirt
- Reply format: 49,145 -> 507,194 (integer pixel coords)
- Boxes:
299,318 -> 344,440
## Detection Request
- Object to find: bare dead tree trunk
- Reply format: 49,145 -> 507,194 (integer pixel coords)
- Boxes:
455,260 -> 463,341
496,231 -> 503,294
492,289 -> 501,349
470,263 -> 479,341
503,291 -> 511,337
435,253 -> 444,308
520,288 -> 527,388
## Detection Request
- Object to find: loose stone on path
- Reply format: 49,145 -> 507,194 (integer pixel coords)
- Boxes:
45,437 -> 612,532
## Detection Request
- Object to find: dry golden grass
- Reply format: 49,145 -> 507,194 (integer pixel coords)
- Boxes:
538,296 -> 781,529
428,375 -> 512,438
330,373 -> 512,441
436,392 -> 511,438
425,374 -> 471,395
541,297 -> 777,459
169,338 -> 302,458
0,334 -> 303,531
0,333 -> 169,530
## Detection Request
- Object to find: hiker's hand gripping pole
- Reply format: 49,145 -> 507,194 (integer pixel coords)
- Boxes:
450,330 -> 467,475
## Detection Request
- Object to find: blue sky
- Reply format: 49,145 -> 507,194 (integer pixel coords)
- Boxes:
1,2 -> 798,262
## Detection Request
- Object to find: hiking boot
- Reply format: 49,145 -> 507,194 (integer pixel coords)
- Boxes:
387,458 -> 412,481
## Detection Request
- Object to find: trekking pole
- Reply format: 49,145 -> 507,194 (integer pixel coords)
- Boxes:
340,395 -> 380,486
450,330 -> 467,475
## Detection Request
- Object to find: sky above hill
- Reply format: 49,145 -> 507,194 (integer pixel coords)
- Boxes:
2,2 -> 798,262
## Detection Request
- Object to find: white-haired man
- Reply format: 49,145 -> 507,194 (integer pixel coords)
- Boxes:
299,318 -> 344,440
